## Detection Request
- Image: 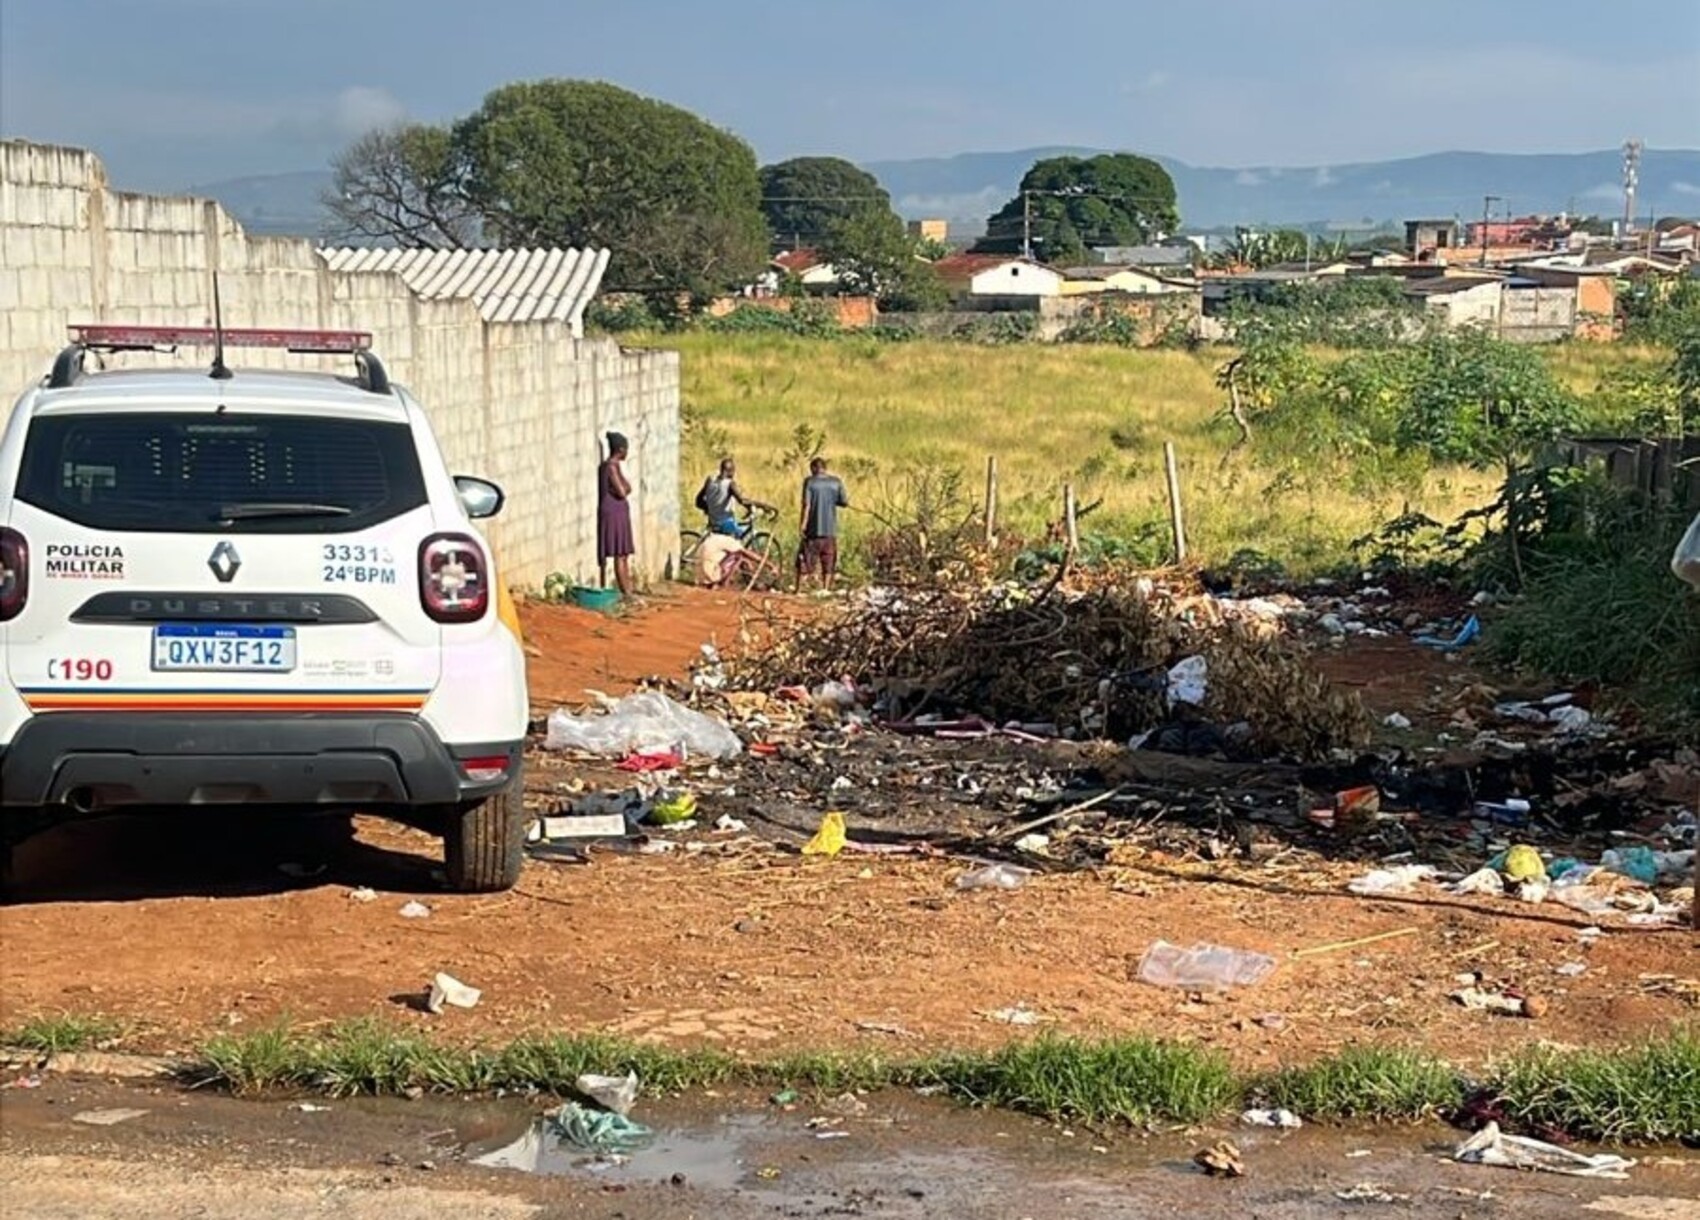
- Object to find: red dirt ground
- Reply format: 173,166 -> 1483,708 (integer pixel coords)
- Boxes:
2,593 -> 1694,1064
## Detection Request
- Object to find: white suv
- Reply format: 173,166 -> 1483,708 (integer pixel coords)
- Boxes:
0,325 -> 530,892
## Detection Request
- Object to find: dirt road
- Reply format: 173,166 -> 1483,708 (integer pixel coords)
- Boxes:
4,1075 -> 1696,1219
1,590 -> 1694,1063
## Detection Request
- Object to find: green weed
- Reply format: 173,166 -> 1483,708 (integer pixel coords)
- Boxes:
2,1012 -> 121,1054
1492,1031 -> 1700,1143
1258,1045 -> 1462,1121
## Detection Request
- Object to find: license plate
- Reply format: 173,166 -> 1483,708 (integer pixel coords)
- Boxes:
152,625 -> 297,673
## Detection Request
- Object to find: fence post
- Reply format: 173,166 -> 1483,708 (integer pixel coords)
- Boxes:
1063,483 -> 1079,575
983,455 -> 999,546
1163,441 -> 1188,565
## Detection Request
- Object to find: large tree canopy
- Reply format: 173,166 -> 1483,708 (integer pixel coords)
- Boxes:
453,80 -> 769,296
759,156 -> 891,250
974,154 -> 1180,265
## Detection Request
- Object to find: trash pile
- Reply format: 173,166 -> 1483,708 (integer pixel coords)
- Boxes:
727,574 -> 1372,762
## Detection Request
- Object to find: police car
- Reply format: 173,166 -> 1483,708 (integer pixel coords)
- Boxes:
0,325 -> 530,891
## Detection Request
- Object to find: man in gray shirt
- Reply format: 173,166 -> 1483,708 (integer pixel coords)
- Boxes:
797,457 -> 849,589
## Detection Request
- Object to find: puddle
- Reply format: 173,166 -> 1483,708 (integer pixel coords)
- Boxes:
469,1108 -> 775,1190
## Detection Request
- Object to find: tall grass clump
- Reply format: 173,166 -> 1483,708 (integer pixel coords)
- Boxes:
1258,1046 -> 1462,1121
1492,1031 -> 1700,1144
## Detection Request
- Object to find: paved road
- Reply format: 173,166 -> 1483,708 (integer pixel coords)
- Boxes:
2,1074 -> 1696,1219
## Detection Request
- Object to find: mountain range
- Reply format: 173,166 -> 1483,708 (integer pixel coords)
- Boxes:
190,147 -> 1700,241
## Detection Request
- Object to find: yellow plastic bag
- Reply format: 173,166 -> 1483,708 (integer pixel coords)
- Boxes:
649,792 -> 698,826
802,811 -> 847,857
1504,843 -> 1545,882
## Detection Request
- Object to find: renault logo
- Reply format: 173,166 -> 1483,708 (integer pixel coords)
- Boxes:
208,541 -> 241,583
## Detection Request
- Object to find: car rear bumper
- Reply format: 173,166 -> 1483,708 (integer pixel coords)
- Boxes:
0,714 -> 520,812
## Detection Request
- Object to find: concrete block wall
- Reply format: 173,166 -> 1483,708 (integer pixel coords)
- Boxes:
0,139 -> 680,588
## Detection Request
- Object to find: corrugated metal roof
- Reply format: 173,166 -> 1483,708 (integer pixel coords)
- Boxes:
317,247 -> 612,337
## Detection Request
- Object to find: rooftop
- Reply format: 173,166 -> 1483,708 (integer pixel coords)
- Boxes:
317,247 -> 611,336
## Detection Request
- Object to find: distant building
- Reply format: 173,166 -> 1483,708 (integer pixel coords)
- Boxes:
1405,219 -> 1460,259
1089,244 -> 1196,273
932,254 -> 1064,302
770,248 -> 840,292
907,218 -> 949,243
1058,265 -> 1197,296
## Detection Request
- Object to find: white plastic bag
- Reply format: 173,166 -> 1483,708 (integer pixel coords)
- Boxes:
544,691 -> 742,760
1165,655 -> 1208,709
1674,512 -> 1700,589
576,1070 -> 639,1117
1137,940 -> 1276,989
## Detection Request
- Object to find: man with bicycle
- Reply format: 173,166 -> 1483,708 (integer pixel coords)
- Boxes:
695,457 -> 774,538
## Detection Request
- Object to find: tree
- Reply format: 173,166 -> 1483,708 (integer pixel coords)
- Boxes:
819,209 -> 946,311
322,124 -> 481,249
759,157 -> 891,251
973,154 -> 1179,265
451,79 -> 769,298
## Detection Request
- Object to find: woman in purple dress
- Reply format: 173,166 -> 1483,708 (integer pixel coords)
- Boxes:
597,431 -> 635,595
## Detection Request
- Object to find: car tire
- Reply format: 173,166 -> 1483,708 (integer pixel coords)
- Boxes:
441,766 -> 525,893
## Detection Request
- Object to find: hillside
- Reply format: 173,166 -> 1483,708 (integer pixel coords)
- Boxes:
188,146 -> 1700,240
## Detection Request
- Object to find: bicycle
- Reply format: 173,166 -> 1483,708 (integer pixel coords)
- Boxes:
679,506 -> 786,591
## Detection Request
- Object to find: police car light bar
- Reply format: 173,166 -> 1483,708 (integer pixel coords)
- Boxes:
69,325 -> 373,354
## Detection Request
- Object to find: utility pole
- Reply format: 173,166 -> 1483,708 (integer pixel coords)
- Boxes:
1622,139 -> 1643,239
1479,194 -> 1501,267
1021,190 -> 1032,260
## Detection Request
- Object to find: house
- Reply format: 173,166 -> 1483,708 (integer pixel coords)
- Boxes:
1403,275 -> 1504,330
1088,244 -> 1196,274
907,218 -> 949,243
1405,219 -> 1460,260
1058,265 -> 1196,296
1510,265 -> 1620,338
932,254 -> 1064,303
770,248 -> 841,292
1201,268 -> 1337,316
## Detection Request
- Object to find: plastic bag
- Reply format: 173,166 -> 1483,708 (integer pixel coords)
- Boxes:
544,691 -> 741,760
802,811 -> 847,857
576,1070 -> 639,1117
955,863 -> 1032,891
1347,864 -> 1437,895
1673,512 -> 1700,589
1137,940 -> 1277,989
1165,655 -> 1208,709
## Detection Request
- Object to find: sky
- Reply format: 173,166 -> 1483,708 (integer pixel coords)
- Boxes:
1,0 -> 1697,191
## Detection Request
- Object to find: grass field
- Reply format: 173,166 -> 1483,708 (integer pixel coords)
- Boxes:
640,334 -> 1665,574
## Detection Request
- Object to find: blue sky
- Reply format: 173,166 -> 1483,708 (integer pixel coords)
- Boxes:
2,0 -> 1696,190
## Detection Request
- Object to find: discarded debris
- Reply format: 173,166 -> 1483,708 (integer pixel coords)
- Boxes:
1240,1108 -> 1302,1130
1193,1140 -> 1245,1178
956,863 -> 1032,891
1334,1183 -> 1411,1204
72,1108 -> 148,1127
981,1004 -> 1044,1025
1452,987 -> 1540,1018
576,1070 -> 639,1117
549,1101 -> 654,1153
425,972 -> 481,1014
802,811 -> 848,857
1137,941 -> 1276,989
648,792 -> 699,827
347,887 -> 378,903
1382,713 -> 1413,730
1453,1121 -> 1634,1179
544,690 -> 741,761
1346,865 -> 1436,896
398,901 -> 432,919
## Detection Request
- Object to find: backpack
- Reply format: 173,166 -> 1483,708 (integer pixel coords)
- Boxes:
694,478 -> 711,513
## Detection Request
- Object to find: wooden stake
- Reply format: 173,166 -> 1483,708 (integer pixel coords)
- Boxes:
1064,483 -> 1079,556
1163,441 -> 1187,565
983,455 -> 999,546
1292,926 -> 1419,959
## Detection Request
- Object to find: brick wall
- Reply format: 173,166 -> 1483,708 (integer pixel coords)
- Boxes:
708,295 -> 879,328
0,140 -> 680,588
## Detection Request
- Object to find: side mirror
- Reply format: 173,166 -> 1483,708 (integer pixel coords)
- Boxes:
454,475 -> 505,520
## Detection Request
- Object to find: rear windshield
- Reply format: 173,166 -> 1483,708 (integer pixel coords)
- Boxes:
16,412 -> 428,534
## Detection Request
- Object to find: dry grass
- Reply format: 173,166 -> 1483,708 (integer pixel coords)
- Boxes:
643,334 -> 1501,573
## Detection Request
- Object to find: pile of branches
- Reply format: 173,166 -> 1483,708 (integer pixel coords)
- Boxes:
730,572 -> 1372,762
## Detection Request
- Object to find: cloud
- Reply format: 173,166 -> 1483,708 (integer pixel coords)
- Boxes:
329,86 -> 408,138
1234,169 -> 1264,186
1579,181 -> 1623,201
1313,165 -> 1337,187
1673,181 -> 1700,196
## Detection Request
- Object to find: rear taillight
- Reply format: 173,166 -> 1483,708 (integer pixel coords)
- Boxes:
419,533 -> 489,623
0,528 -> 27,623
460,755 -> 509,783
